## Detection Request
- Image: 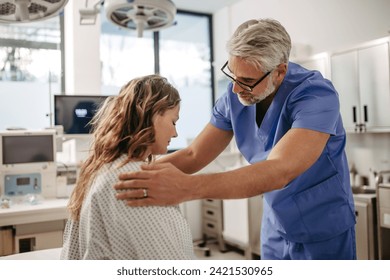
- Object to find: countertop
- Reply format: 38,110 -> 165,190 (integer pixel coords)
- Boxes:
0,198 -> 69,227
353,192 -> 376,199
0,248 -> 61,260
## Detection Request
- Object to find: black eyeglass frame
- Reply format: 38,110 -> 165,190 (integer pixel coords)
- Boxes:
220,61 -> 271,92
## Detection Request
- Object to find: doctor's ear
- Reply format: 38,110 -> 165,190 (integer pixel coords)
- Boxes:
274,63 -> 287,81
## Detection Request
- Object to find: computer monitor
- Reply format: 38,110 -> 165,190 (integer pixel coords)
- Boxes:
0,130 -> 56,169
54,95 -> 109,134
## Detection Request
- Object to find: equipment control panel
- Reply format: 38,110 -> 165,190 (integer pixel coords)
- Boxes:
4,173 -> 41,196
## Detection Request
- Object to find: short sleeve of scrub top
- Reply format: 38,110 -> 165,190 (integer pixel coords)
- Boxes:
287,79 -> 341,136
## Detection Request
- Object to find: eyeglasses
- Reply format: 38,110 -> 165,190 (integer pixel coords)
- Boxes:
221,61 -> 271,92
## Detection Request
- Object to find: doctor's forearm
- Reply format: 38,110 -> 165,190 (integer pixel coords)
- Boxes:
159,123 -> 233,175
159,147 -> 214,174
190,161 -> 289,200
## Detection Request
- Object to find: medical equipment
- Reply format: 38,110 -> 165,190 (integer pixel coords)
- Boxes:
0,130 -> 57,199
0,0 -> 68,23
54,94 -> 109,135
4,173 -> 42,196
80,0 -> 177,37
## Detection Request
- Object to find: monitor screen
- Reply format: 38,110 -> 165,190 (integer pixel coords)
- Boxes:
2,134 -> 54,165
54,95 -> 108,134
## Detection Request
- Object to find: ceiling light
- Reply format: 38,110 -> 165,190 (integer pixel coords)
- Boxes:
80,0 -> 177,38
0,0 -> 68,23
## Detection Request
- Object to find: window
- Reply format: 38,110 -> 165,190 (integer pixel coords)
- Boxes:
0,16 -> 63,130
100,11 -> 214,151
100,13 -> 154,94
159,12 -> 213,150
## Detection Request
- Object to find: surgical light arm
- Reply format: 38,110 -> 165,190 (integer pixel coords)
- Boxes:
79,0 -> 104,25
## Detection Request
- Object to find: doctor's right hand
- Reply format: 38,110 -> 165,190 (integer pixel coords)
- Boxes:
114,162 -> 197,206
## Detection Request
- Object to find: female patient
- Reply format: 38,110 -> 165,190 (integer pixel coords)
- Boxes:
60,74 -> 195,259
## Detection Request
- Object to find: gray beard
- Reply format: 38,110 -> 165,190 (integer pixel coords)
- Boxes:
238,77 -> 276,106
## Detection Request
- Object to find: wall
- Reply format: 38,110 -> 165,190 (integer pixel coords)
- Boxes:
346,134 -> 390,179
212,0 -> 390,180
59,1 -> 103,165
64,0 -> 101,94
213,0 -> 390,70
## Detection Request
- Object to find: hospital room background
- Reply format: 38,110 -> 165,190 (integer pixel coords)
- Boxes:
1,0 -> 390,260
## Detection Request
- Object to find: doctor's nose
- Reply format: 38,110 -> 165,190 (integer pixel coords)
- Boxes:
232,81 -> 245,94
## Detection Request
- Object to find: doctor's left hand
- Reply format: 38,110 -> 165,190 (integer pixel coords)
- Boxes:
114,162 -> 195,206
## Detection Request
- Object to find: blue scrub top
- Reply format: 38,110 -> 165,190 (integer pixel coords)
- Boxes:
211,62 -> 355,243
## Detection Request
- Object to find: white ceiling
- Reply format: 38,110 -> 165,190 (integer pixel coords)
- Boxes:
173,0 -> 241,14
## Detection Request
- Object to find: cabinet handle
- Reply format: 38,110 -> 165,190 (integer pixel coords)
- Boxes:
352,106 -> 357,123
206,223 -> 215,229
363,105 -> 368,122
355,211 -> 359,217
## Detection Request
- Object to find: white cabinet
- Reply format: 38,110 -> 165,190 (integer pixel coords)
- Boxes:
377,181 -> 390,259
354,195 -> 377,260
331,39 -> 390,132
222,195 -> 263,259
248,195 -> 263,259
330,50 -> 359,131
14,220 -> 65,253
0,199 -> 68,256
201,199 -> 226,251
223,198 -> 249,249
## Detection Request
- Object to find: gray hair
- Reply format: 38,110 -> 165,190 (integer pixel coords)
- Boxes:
226,18 -> 291,72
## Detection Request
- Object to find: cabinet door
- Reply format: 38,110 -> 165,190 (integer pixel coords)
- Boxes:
248,195 -> 263,257
355,201 -> 369,260
223,199 -> 249,246
331,51 -> 360,131
358,42 -> 390,130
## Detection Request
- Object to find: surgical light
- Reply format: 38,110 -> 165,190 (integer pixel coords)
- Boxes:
0,0 -> 69,23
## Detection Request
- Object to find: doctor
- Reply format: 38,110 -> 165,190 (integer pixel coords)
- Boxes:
115,18 -> 356,260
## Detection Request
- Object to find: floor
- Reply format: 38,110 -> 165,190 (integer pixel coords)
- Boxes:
194,242 -> 248,260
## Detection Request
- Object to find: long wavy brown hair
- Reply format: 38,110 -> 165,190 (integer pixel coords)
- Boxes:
68,74 -> 180,220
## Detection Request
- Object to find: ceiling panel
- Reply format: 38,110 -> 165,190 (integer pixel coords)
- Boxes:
173,0 -> 241,13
